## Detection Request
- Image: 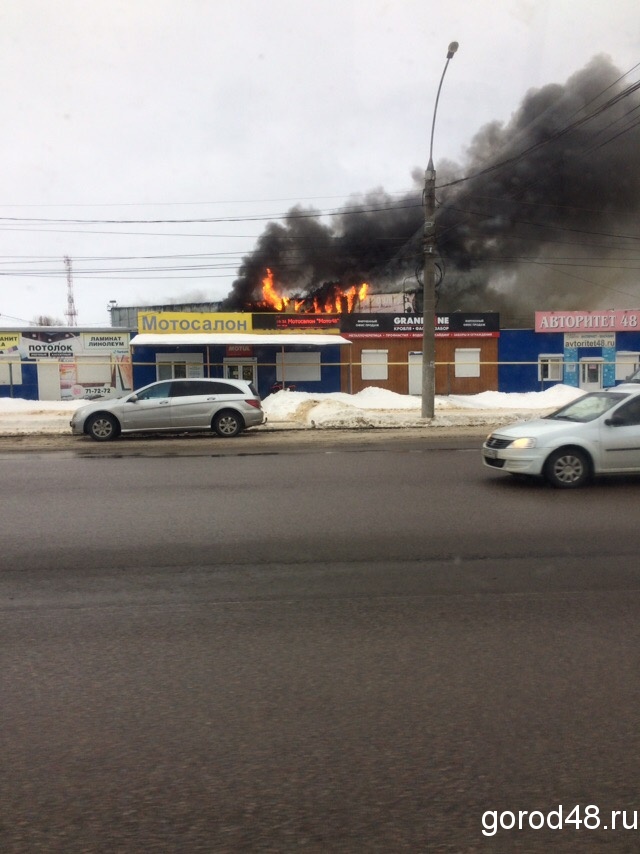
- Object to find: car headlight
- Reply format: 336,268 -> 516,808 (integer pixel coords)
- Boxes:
509,437 -> 537,449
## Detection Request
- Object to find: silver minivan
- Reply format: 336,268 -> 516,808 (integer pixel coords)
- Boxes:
70,378 -> 265,441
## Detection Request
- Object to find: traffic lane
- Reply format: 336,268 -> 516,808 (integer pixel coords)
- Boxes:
4,448 -> 640,851
5,553 -> 640,613
3,448 -> 640,576
0,426 -> 489,457
4,582 -> 640,852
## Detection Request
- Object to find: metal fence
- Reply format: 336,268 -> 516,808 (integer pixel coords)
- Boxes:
0,356 -> 621,399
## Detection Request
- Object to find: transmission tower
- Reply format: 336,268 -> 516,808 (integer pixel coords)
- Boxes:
64,256 -> 78,326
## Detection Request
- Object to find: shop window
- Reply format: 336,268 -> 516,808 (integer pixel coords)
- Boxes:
276,351 -> 321,382
361,349 -> 389,381
615,352 -> 640,382
538,354 -> 564,382
156,353 -> 203,380
454,348 -> 480,378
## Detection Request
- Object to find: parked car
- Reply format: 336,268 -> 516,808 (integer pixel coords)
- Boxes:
482,386 -> 640,488
70,378 -> 265,441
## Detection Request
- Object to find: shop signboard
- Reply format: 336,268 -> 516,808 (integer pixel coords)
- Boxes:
251,313 -> 341,332
536,310 -> 640,333
340,313 -> 500,338
138,311 -> 254,334
0,328 -> 132,399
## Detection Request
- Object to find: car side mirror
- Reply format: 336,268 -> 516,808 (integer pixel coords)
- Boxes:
605,414 -> 624,427
127,393 -> 139,403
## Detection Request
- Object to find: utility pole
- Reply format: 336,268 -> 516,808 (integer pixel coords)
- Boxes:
421,41 -> 459,419
64,256 -> 78,326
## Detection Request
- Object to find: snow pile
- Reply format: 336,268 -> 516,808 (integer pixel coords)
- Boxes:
438,385 -> 584,410
0,385 -> 586,435
262,385 -> 585,430
0,398 -> 89,435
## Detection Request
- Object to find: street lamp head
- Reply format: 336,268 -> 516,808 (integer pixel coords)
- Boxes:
447,41 -> 459,59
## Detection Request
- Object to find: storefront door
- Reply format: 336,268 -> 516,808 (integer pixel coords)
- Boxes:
224,359 -> 257,386
408,351 -> 422,396
37,360 -> 63,400
579,358 -> 603,391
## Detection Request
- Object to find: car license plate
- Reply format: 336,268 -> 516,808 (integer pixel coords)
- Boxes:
484,448 -> 498,459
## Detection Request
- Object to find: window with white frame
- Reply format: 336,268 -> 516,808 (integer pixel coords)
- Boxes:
156,352 -> 203,380
538,354 -> 564,382
454,348 -> 480,378
361,349 -> 389,381
615,351 -> 640,382
276,351 -> 321,381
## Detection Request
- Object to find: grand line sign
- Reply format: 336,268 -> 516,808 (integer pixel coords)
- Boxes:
536,310 -> 640,332
340,312 -> 499,338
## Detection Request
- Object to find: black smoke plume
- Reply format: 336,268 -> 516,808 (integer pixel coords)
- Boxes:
220,189 -> 424,310
221,55 -> 640,324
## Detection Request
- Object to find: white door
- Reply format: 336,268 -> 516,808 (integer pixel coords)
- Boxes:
37,361 -> 62,400
579,359 -> 603,391
408,351 -> 422,396
224,360 -> 257,385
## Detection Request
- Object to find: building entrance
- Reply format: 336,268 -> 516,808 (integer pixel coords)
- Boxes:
579,358 -> 603,391
224,359 -> 257,386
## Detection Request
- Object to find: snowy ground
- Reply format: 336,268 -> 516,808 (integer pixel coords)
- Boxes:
0,385 -> 585,435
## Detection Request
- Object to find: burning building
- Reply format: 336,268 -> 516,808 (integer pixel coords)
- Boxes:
220,55 -> 640,328
256,268 -> 368,315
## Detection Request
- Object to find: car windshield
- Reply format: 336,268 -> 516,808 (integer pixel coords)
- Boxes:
546,391 -> 630,423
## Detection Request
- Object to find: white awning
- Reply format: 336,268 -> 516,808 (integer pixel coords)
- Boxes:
129,333 -> 351,346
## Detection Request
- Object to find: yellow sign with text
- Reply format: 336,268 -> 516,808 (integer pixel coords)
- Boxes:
0,333 -> 20,352
138,311 -> 254,334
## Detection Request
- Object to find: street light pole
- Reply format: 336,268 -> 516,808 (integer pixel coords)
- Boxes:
421,41 -> 459,419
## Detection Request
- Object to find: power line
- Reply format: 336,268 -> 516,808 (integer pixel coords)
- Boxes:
436,73 -> 640,192
0,200 -> 422,226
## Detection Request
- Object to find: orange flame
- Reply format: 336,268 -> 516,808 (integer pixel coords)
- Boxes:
261,268 -> 290,310
260,269 -> 368,314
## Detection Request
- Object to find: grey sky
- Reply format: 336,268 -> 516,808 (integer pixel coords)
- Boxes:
1,0 -> 638,325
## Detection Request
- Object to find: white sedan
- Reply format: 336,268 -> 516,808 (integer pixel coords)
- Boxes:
482,386 -> 640,488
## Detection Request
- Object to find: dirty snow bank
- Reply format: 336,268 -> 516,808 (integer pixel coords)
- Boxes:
0,384 -> 586,434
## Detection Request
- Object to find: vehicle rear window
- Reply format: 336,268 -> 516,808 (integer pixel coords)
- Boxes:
207,381 -> 243,395
169,380 -> 246,397
170,380 -> 218,397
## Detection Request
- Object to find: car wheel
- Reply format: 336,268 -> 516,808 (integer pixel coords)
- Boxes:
212,410 -> 243,438
544,448 -> 591,489
86,413 -> 121,442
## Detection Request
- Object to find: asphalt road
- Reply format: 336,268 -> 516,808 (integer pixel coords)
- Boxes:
3,433 -> 640,852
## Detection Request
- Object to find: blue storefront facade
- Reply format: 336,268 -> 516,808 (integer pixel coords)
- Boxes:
129,311 -> 348,398
498,311 -> 640,393
8,309 -> 640,400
